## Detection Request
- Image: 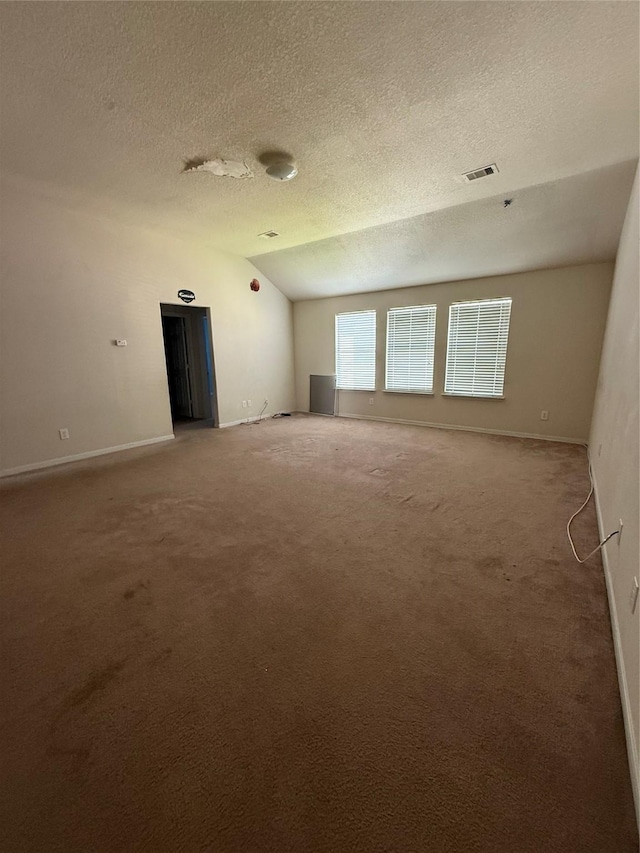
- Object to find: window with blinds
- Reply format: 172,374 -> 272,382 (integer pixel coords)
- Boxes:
444,298 -> 512,398
385,305 -> 437,393
335,310 -> 376,390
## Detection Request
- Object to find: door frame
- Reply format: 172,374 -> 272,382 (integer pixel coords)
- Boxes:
160,303 -> 219,427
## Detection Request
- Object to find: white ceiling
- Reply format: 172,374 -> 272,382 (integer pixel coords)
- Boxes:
250,161 -> 638,299
1,2 -> 638,300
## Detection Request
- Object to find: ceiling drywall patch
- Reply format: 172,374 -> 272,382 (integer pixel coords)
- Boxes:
183,158 -> 254,179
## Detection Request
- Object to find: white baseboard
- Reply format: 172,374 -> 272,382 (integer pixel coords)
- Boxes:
219,412 -> 274,429
592,470 -> 640,827
0,434 -> 175,478
334,412 -> 584,445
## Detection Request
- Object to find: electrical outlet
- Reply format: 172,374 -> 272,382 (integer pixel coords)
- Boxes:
540,410 -> 549,421
630,577 -> 639,614
369,397 -> 375,405
247,400 -> 252,407
115,339 -> 127,347
59,428 -> 70,440
242,401 -> 247,408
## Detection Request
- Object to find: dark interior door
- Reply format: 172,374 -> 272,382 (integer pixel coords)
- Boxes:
162,315 -> 193,419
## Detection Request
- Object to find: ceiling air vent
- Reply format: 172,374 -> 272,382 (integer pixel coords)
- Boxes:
258,230 -> 280,239
462,164 -> 499,182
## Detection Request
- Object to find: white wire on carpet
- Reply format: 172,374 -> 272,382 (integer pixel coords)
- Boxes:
566,458 -> 620,563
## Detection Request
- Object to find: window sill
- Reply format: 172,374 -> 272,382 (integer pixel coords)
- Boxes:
441,393 -> 505,400
384,390 -> 434,396
336,388 -> 376,392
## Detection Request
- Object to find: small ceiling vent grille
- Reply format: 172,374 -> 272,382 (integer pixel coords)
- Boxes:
258,230 -> 280,239
462,164 -> 499,182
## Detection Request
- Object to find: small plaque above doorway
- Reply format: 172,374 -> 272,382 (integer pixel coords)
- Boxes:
178,289 -> 196,304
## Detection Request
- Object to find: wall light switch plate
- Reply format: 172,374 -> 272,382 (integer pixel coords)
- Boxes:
247,400 -> 252,407
242,401 -> 247,408
630,577 -> 639,614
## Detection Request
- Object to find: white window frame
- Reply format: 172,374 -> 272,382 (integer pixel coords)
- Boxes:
335,310 -> 377,391
385,304 -> 437,394
444,297 -> 512,399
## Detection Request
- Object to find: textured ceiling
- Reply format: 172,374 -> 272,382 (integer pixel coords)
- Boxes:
0,2 -> 638,299
250,161 -> 637,299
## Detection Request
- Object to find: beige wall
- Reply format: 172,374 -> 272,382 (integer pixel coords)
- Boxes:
0,174 -> 295,474
590,168 -> 639,819
294,263 -> 613,442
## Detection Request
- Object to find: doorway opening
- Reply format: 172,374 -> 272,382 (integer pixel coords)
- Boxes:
160,303 -> 218,429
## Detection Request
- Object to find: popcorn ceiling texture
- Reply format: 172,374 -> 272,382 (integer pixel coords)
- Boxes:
252,162 -> 636,300
0,2 -> 638,298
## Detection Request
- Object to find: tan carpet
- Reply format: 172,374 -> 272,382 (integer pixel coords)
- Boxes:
0,415 -> 637,852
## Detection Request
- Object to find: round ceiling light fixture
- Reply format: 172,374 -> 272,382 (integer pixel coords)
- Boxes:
265,161 -> 298,182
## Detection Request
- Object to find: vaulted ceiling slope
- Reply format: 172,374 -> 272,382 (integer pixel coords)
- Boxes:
250,161 -> 638,300
1,2 -> 638,300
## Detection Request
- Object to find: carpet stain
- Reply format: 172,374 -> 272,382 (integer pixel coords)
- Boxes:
59,658 -> 128,713
123,580 -> 149,600
149,647 -> 173,667
475,555 -> 506,573
45,743 -> 90,766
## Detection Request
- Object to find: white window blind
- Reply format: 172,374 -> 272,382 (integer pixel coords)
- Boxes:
335,310 -> 376,391
444,298 -> 512,398
385,304 -> 437,393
